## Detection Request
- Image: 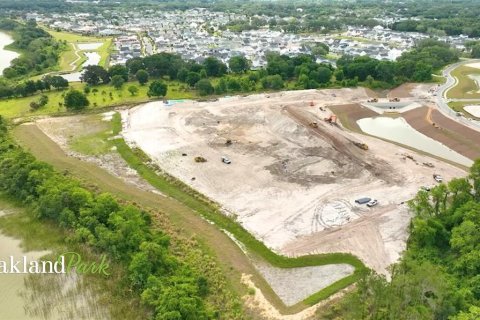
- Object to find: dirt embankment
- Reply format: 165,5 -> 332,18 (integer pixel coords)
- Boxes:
328,104 -> 378,132
403,107 -> 480,160
285,106 -> 401,185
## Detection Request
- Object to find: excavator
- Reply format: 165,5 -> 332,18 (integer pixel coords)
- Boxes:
389,97 -> 400,102
367,98 -> 378,103
324,115 -> 337,124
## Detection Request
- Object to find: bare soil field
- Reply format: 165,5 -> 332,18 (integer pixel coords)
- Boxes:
403,107 -> 480,160
35,114 -> 159,194
388,83 -> 438,100
122,89 -> 466,274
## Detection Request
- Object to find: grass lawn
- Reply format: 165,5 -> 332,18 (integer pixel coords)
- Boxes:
43,27 -> 113,71
0,80 -> 197,119
448,101 -> 480,119
45,28 -> 106,43
447,65 -> 480,99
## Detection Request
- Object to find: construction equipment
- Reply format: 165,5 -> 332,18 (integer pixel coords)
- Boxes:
423,162 -> 434,168
324,115 -> 337,124
367,98 -> 378,103
310,101 -> 315,106
353,142 -> 369,150
309,122 -> 318,128
389,97 -> 400,102
194,156 -> 207,163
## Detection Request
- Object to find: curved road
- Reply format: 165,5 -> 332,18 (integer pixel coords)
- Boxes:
436,59 -> 480,132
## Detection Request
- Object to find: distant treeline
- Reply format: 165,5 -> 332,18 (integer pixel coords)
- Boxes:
110,38 -> 457,94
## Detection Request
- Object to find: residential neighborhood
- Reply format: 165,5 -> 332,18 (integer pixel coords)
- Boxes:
22,7 -> 479,68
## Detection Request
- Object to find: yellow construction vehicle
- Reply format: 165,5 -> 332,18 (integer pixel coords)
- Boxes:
353,142 -> 369,150
309,122 -> 319,128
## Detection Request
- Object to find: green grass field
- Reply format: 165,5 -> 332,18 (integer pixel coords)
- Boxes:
44,28 -> 113,71
447,65 -> 480,99
448,101 -> 480,119
0,80 -> 196,119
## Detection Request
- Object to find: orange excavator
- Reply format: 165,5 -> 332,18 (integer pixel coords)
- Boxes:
324,114 -> 337,124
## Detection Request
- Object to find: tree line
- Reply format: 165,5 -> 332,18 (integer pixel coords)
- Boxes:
75,37 -> 458,104
0,116 -> 217,319
0,75 -> 68,99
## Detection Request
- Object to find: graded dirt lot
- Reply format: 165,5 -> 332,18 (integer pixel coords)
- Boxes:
403,107 -> 480,160
122,89 -> 467,274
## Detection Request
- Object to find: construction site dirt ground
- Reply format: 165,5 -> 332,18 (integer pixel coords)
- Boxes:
121,88 -> 467,274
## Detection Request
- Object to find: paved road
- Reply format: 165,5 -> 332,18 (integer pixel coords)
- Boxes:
435,59 -> 480,131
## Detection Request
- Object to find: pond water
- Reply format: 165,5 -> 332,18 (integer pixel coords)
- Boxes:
357,117 -> 473,167
0,224 -> 50,320
0,205 -> 110,319
0,31 -> 20,74
62,51 -> 101,82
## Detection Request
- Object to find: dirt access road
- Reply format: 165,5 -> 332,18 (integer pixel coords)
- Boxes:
122,89 -> 466,275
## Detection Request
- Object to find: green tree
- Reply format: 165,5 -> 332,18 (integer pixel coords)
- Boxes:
128,85 -> 139,96
215,78 -> 227,94
228,56 -> 250,73
203,57 -> 227,77
261,75 -> 284,90
195,79 -> 214,96
185,72 -> 201,87
452,306 -> 480,320
64,90 -> 89,111
375,61 -> 396,83
148,81 -> 167,98
471,45 -> 480,58
316,67 -> 332,84
135,69 -> 149,85
111,75 -> 125,90
80,65 -> 110,86
109,65 -> 128,81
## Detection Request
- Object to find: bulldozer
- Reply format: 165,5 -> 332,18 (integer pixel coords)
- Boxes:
309,122 -> 318,128
353,142 -> 369,150
324,115 -> 337,124
389,97 -> 400,102
367,98 -> 378,103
